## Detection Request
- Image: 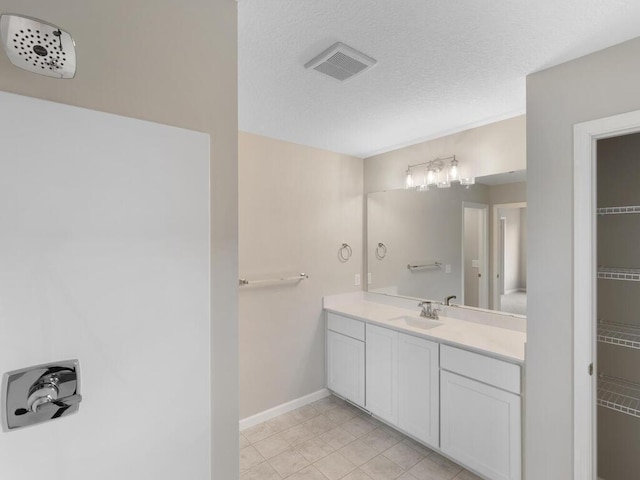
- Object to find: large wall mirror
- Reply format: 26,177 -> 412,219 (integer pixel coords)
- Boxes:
366,170 -> 526,316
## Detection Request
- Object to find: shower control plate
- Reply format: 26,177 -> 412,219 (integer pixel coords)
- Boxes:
2,359 -> 82,431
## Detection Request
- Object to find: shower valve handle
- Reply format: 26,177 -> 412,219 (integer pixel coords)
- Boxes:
34,394 -> 83,414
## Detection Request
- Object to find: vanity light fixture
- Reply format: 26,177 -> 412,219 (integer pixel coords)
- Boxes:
448,158 -> 460,182
405,168 -> 415,189
460,177 -> 475,186
404,155 -> 474,190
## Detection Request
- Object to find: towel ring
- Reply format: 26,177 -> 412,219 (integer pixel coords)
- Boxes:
375,242 -> 387,260
339,243 -> 352,262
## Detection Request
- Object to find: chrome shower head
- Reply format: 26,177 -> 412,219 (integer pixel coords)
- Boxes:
0,14 -> 76,79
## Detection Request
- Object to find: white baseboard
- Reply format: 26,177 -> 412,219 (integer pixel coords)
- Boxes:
504,288 -> 527,295
239,388 -> 331,431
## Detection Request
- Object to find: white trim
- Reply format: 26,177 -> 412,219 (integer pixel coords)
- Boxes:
573,108 -> 640,480
239,388 -> 331,431
504,288 -> 526,295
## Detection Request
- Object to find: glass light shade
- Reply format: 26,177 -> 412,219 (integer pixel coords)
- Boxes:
449,159 -> 460,182
426,168 -> 437,186
460,177 -> 475,186
405,170 -> 414,189
437,170 -> 450,188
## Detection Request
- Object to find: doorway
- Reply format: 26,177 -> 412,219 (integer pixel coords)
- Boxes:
462,202 -> 489,308
493,202 -> 527,314
574,110 -> 640,480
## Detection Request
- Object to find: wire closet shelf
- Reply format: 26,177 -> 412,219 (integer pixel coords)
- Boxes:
597,267 -> 640,282
598,321 -> 640,350
597,205 -> 640,215
598,375 -> 640,418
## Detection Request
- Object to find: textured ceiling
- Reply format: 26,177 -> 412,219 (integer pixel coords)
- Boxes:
239,0 -> 640,157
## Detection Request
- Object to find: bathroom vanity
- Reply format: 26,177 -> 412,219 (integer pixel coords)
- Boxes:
324,292 -> 525,480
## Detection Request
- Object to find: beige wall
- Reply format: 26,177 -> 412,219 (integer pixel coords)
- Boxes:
364,115 -> 526,193
367,186 -> 490,302
527,36 -> 640,479
239,132 -> 363,418
366,181 -> 525,311
489,181 -> 527,205
0,2 -> 238,478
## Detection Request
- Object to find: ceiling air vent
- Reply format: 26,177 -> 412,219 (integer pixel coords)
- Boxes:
304,42 -> 376,81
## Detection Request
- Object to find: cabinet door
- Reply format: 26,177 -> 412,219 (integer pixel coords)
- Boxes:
441,371 -> 521,480
366,324 -> 398,424
327,330 -> 365,407
398,333 -> 439,448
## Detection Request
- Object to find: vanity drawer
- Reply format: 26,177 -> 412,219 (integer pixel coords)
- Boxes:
327,312 -> 365,341
440,345 -> 521,394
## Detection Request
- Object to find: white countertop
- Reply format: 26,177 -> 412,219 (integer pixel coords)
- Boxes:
324,296 -> 525,364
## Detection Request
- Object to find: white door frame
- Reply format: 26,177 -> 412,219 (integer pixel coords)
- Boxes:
573,109 -> 640,480
462,202 -> 489,308
499,217 -> 506,296
492,202 -> 526,310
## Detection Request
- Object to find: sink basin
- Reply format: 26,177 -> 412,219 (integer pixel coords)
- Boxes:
388,315 -> 443,330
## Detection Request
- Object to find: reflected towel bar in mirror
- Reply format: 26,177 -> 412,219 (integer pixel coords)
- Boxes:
407,262 -> 442,271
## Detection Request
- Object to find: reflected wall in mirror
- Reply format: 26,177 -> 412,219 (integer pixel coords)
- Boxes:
367,170 -> 526,315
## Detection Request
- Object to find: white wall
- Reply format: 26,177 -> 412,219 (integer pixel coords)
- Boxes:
526,36 -> 640,479
239,132 -> 363,419
0,93 -> 210,479
0,2 -> 239,477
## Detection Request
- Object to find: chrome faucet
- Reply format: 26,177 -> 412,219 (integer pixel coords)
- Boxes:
445,295 -> 457,306
419,301 -> 439,320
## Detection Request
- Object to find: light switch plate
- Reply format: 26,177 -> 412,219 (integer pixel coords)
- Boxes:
355,274 -> 361,286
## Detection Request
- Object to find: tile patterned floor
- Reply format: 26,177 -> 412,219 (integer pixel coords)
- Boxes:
240,395 -> 482,480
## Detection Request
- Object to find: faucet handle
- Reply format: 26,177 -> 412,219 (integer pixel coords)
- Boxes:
418,301 -> 433,318
418,301 -> 432,310
34,394 -> 83,414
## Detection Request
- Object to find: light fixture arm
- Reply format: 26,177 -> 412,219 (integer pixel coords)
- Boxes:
406,155 -> 455,171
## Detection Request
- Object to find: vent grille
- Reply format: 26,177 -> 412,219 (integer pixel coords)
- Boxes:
305,42 -> 376,81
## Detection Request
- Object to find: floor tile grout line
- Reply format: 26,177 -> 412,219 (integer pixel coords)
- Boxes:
241,394 -> 479,480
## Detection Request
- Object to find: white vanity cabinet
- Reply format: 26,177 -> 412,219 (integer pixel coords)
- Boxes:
365,323 -> 399,424
398,333 -> 440,448
365,324 -> 440,447
326,313 -> 365,407
440,345 -> 522,480
324,304 -> 523,480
